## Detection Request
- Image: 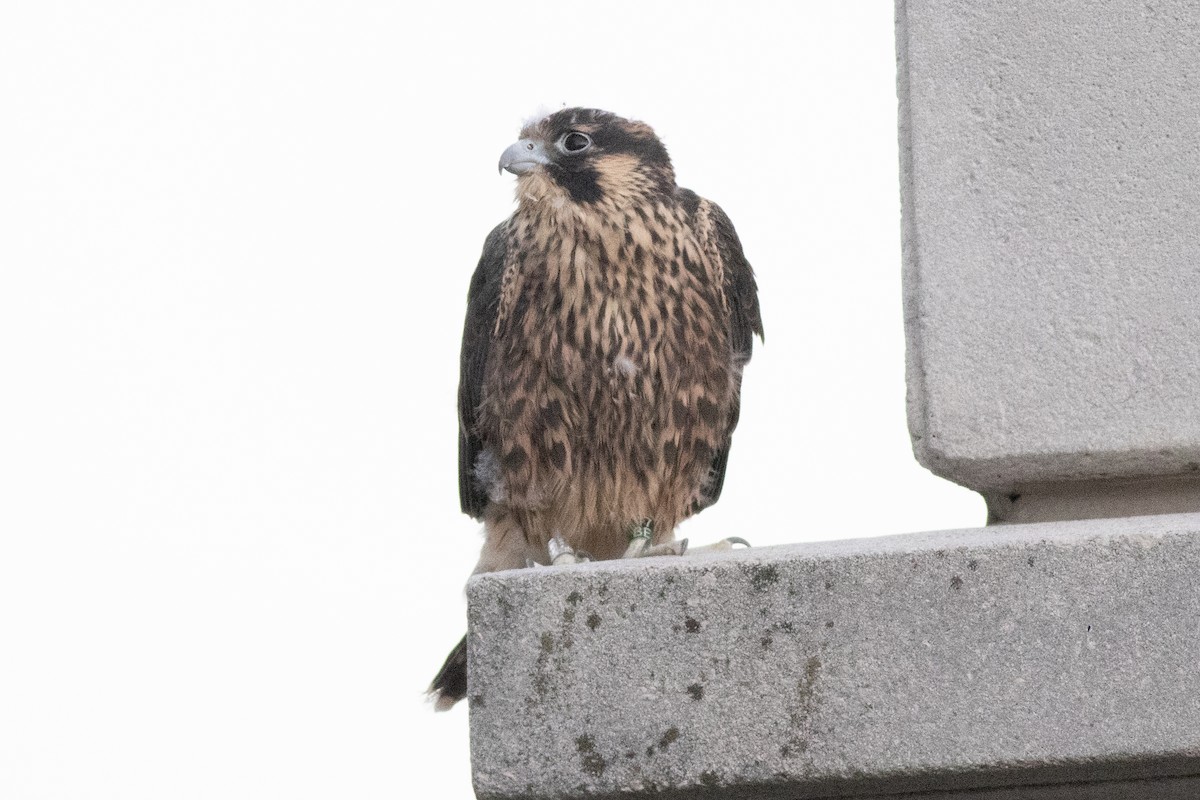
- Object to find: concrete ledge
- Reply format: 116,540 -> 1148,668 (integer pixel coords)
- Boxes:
467,514 -> 1200,799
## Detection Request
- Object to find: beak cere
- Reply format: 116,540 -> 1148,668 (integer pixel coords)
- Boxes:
499,139 -> 551,175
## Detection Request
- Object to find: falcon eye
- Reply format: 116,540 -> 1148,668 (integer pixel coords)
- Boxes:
558,132 -> 592,154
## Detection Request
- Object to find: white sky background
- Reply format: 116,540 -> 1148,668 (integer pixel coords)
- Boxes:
0,3 -> 983,798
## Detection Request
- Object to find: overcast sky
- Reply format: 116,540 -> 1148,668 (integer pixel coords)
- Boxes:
1,3 -> 983,798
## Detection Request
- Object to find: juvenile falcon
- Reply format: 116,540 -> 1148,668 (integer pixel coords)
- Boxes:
430,108 -> 763,709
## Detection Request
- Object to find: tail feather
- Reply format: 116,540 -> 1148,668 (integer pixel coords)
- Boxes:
428,633 -> 468,711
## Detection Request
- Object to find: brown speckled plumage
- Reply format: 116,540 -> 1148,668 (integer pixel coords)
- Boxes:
432,109 -> 762,709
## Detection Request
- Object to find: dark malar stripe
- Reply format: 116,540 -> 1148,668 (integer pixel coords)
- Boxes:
551,165 -> 604,204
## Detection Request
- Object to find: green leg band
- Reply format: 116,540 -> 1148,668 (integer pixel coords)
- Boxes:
628,518 -> 654,542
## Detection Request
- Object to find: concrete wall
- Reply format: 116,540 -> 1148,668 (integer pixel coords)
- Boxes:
898,0 -> 1200,516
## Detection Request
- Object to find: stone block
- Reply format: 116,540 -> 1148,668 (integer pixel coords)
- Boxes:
897,0 -> 1200,495
468,513 -> 1200,799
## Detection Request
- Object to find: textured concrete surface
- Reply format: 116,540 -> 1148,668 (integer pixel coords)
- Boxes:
468,513 -> 1200,799
985,475 -> 1200,525
897,0 -> 1200,493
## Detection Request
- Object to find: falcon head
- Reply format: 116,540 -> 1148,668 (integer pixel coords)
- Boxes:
499,108 -> 675,205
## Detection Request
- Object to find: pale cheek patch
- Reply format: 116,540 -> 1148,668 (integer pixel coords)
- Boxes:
595,154 -> 645,201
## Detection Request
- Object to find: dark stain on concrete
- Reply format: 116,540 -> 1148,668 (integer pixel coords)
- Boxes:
575,734 -> 607,777
968,559 -> 979,571
687,682 -> 704,701
586,612 -> 602,630
527,627 -> 576,708
950,575 -> 964,590
747,563 -> 781,592
783,656 -> 822,758
798,656 -> 820,711
528,635 -> 554,707
699,770 -> 721,787
658,726 -> 680,751
684,616 -> 701,633
566,590 -> 583,605
760,618 -> 796,648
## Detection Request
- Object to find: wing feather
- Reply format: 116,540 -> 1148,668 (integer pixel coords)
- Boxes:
698,198 -> 763,507
458,222 -> 508,518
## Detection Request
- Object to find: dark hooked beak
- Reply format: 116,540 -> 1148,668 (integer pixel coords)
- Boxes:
498,139 -> 551,175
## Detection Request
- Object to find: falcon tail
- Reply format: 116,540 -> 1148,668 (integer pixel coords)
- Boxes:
428,634 -> 467,711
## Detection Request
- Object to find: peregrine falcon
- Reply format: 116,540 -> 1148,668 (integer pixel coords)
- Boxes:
430,108 -> 763,710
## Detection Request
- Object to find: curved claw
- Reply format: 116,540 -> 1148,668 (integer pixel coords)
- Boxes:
641,539 -> 688,558
685,536 -> 752,554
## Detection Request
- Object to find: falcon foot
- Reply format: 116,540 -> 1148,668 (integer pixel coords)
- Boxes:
634,539 -> 690,558
622,520 -> 751,559
622,519 -> 656,558
549,534 -> 591,566
620,519 -> 699,559
524,535 -> 592,569
684,536 -> 751,554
